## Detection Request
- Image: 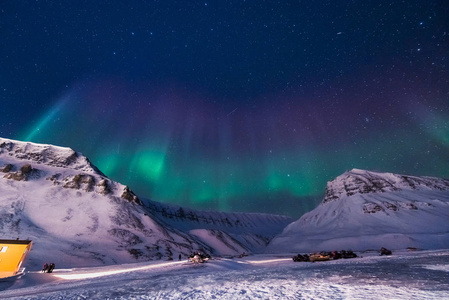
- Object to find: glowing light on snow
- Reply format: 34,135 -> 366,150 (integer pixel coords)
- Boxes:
247,258 -> 291,264
53,260 -> 185,280
53,258 -> 293,280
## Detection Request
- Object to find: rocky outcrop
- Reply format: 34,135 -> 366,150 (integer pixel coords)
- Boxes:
97,179 -> 112,195
1,163 -> 13,173
121,186 -> 142,204
63,174 -> 96,192
45,173 -> 113,196
3,164 -> 40,181
362,200 -> 420,214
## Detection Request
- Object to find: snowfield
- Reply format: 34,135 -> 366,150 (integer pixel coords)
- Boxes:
1,249 -> 448,299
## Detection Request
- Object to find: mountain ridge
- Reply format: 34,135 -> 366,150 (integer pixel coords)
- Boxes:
0,138 -> 104,175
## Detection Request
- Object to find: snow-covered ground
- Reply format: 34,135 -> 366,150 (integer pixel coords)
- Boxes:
1,249 -> 448,299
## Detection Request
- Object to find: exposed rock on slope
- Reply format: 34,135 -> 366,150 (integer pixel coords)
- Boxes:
3,163 -> 40,181
267,169 -> 449,253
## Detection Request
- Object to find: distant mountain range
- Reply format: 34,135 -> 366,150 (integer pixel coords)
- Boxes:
1,138 -> 448,269
267,168 -> 449,253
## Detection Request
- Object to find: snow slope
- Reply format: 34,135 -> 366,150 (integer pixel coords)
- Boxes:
1,249 -> 448,299
267,169 -> 449,253
143,199 -> 292,255
0,138 -> 292,269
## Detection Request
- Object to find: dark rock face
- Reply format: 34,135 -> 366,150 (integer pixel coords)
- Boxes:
362,200 -> 421,214
324,169 -> 449,203
63,174 -> 96,192
121,186 -> 142,204
45,173 -> 113,196
3,164 -> 40,181
362,203 -> 384,214
1,164 -> 13,173
97,179 -> 112,195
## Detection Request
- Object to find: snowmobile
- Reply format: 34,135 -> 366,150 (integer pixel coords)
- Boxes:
380,247 -> 392,256
292,253 -> 310,262
340,250 -> 357,259
329,251 -> 342,260
309,253 -> 330,262
188,252 -> 210,263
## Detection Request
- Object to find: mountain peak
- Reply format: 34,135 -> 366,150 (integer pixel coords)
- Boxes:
324,169 -> 449,203
0,137 -> 104,175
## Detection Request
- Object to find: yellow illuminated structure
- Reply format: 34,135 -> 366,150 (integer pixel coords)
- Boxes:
0,239 -> 32,279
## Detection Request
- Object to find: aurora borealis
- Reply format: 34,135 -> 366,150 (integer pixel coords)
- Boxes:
1,1 -> 448,217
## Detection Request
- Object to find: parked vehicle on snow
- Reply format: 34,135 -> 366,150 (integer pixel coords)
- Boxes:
309,253 -> 331,262
292,253 -> 310,262
293,250 -> 357,262
188,252 -> 210,263
380,247 -> 392,256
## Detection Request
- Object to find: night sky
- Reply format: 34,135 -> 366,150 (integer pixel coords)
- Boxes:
1,1 -> 448,217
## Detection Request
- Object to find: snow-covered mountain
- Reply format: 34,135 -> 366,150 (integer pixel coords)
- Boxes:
267,168 -> 449,253
0,138 -> 292,269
